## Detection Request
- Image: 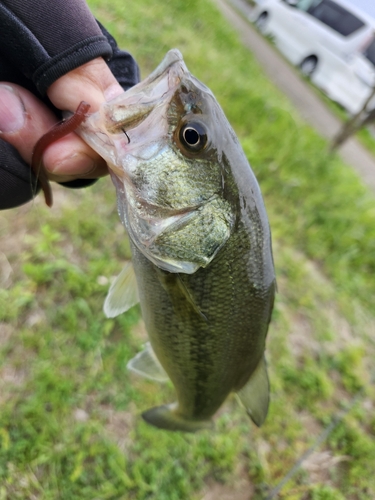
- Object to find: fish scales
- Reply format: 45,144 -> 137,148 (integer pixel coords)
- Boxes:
77,49 -> 276,432
132,219 -> 274,420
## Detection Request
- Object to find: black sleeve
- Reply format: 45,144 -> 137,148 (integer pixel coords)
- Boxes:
0,0 -> 140,211
0,0 -> 113,95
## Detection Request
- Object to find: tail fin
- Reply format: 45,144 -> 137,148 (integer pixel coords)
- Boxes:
142,404 -> 213,432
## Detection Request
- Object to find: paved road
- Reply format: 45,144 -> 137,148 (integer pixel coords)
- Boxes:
214,0 -> 375,192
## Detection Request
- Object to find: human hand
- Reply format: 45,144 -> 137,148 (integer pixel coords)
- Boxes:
0,57 -> 124,185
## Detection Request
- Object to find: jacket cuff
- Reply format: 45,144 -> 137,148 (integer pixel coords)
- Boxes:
34,36 -> 113,95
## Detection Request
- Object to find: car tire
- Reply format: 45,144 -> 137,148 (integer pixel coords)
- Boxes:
299,56 -> 318,77
255,12 -> 268,34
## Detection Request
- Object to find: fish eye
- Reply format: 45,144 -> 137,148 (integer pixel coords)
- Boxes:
179,122 -> 207,152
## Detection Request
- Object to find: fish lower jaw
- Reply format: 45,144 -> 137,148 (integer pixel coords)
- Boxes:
141,403 -> 213,433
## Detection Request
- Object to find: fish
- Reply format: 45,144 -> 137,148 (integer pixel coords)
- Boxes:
77,49 -> 276,432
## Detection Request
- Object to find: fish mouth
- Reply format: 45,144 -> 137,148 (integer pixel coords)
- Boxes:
77,49 -> 212,172
102,50 -> 187,134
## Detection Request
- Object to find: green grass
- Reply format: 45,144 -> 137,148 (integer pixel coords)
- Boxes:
1,0 -> 375,498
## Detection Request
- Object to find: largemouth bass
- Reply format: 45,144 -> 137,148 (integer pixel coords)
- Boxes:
78,50 -> 276,432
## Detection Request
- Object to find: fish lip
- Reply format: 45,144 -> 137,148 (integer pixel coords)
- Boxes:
127,202 -> 202,249
126,212 -> 199,273
126,194 -> 222,274
133,197 -> 209,219
102,50 -> 188,133
143,49 -> 184,83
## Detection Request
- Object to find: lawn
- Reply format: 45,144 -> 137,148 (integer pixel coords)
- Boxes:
1,0 -> 375,499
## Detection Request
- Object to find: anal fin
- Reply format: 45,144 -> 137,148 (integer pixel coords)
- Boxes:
236,355 -> 270,427
127,342 -> 169,382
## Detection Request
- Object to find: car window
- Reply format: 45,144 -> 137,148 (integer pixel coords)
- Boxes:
364,38 -> 375,66
307,0 -> 365,36
296,0 -> 319,12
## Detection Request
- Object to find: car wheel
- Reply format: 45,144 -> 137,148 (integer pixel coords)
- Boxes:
299,56 -> 318,77
255,12 -> 268,34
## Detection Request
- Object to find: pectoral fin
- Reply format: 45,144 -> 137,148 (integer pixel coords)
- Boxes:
236,355 -> 269,427
103,261 -> 139,318
127,342 -> 169,382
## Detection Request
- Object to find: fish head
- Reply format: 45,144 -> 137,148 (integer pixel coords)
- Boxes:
78,50 -> 238,273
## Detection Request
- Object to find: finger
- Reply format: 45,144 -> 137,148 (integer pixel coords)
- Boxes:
47,57 -> 124,113
41,130 -> 108,182
0,83 -> 108,181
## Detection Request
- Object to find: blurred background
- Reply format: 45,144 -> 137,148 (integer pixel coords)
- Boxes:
0,0 -> 374,499
249,0 -> 375,115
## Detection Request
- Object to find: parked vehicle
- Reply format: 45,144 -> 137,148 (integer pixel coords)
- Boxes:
251,0 -> 375,113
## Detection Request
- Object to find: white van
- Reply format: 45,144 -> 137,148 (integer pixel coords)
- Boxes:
251,0 -> 375,113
